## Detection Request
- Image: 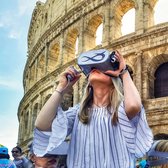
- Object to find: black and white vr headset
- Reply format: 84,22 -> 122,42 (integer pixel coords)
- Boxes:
77,49 -> 119,77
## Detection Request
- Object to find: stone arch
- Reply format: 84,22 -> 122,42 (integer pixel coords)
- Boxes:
48,43 -> 60,72
85,14 -> 103,50
111,0 -> 136,38
148,52 -> 168,98
64,28 -> 79,63
154,62 -> 168,98
38,54 -> 45,79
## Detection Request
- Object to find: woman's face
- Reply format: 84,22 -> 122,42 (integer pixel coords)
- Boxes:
33,155 -> 59,168
11,147 -> 21,159
88,69 -> 113,87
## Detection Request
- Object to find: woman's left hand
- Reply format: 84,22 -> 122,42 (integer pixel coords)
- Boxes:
105,50 -> 126,77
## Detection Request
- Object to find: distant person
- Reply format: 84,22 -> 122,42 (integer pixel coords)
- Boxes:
0,145 -> 16,168
12,146 -> 33,168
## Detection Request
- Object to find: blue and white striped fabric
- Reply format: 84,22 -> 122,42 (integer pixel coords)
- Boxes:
33,102 -> 153,168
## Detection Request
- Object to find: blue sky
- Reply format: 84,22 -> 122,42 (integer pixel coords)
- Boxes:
0,0 -> 167,157
0,0 -> 46,156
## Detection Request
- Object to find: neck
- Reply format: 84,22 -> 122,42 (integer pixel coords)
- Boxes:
92,85 -> 112,107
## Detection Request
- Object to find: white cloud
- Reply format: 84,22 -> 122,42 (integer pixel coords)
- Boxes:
8,30 -> 21,39
0,0 -> 45,40
0,77 -> 22,90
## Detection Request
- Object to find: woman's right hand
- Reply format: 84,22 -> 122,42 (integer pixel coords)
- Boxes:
56,66 -> 81,94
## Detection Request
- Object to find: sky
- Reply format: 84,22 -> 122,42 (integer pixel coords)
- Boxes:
0,0 -> 167,158
0,0 -> 46,156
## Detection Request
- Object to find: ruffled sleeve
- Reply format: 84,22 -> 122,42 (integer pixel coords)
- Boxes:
118,102 -> 153,158
33,104 -> 80,157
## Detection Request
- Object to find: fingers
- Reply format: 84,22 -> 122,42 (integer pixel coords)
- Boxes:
105,50 -> 126,77
114,50 -> 126,70
65,66 -> 81,81
115,50 -> 122,63
57,66 -> 81,93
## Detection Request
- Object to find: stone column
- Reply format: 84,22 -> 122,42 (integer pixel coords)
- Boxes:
141,54 -> 149,100
38,93 -> 43,114
31,103 -> 38,133
135,0 -> 154,33
22,112 -> 26,141
59,31 -> 65,65
102,1 -> 110,46
45,42 -> 50,74
28,102 -> 33,137
73,81 -> 80,105
135,51 -> 142,97
143,1 -> 154,29
18,116 -> 23,144
109,12 -> 121,40
28,68 -> 32,88
27,102 -> 32,137
148,72 -> 155,98
135,0 -> 144,33
35,58 -> 38,81
78,16 -> 85,53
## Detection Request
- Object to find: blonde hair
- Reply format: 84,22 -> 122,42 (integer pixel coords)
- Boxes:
78,77 -> 124,125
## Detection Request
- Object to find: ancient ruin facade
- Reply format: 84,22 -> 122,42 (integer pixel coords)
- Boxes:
18,0 -> 168,155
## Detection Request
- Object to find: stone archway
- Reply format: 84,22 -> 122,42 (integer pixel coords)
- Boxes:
111,0 -> 136,38
64,28 -> 79,63
49,43 -> 60,72
148,52 -> 168,98
85,14 -> 103,50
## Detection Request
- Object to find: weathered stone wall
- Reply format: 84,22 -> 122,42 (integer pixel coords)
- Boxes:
18,0 -> 168,157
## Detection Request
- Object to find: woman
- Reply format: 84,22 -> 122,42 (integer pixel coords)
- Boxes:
12,146 -> 33,168
33,50 -> 153,168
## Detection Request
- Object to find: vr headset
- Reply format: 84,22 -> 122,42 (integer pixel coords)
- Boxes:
77,49 -> 119,77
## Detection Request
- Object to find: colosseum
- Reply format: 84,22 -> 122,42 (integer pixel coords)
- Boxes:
18,0 -> 168,161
